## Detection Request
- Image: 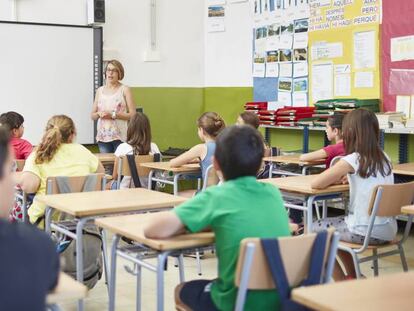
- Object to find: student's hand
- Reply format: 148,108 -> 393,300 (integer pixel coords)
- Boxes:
98,111 -> 111,119
340,175 -> 348,184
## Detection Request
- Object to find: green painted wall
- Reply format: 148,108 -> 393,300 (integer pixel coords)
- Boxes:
131,87 -> 204,150
203,87 -> 253,126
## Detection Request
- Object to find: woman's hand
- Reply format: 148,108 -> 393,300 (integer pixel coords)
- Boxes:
98,111 -> 112,119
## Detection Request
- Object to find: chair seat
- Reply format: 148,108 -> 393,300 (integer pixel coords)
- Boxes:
339,239 -> 398,250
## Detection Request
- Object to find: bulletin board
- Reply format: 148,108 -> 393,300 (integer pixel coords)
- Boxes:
308,0 -> 381,106
381,0 -> 414,112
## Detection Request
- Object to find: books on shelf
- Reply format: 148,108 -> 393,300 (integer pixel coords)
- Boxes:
375,112 -> 405,129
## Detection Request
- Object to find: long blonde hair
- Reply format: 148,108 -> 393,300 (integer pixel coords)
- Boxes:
35,115 -> 76,164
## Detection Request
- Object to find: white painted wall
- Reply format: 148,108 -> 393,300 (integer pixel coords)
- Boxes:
204,1 -> 253,87
0,0 -> 252,88
0,0 -> 205,87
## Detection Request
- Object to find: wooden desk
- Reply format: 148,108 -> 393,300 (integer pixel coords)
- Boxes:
95,153 -> 115,165
401,205 -> 414,215
37,188 -> 186,311
47,272 -> 88,305
292,271 -> 414,311
261,175 -> 349,232
96,212 -> 215,311
393,163 -> 414,176
263,155 -> 325,177
140,161 -> 201,195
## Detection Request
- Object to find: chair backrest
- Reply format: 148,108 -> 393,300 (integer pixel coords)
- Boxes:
15,159 -> 25,172
46,174 -> 105,194
368,181 -> 414,217
235,229 -> 336,290
202,164 -> 220,191
118,154 -> 154,179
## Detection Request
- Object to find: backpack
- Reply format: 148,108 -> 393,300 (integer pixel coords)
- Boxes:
53,175 -> 103,289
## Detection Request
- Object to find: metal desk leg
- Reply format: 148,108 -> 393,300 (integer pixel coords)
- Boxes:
173,173 -> 181,196
306,196 -> 316,233
148,169 -> 154,190
303,126 -> 310,154
109,235 -> 121,311
76,218 -> 89,311
399,133 -> 409,164
45,206 -> 53,234
136,264 -> 142,311
379,130 -> 385,150
156,252 -> 170,311
177,254 -> 185,283
101,229 -> 110,292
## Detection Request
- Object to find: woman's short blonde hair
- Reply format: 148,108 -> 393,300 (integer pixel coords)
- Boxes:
106,59 -> 125,80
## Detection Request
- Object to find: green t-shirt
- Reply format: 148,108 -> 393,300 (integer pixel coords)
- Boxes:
174,176 -> 290,311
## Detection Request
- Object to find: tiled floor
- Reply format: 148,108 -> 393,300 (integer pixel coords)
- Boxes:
58,230 -> 414,311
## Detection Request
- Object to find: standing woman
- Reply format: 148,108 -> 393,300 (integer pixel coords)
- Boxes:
91,60 -> 136,153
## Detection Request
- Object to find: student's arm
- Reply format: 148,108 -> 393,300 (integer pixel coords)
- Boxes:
116,86 -> 136,121
96,161 -> 105,174
299,149 -> 327,162
144,211 -> 186,239
15,171 -> 41,193
311,159 -> 353,189
170,144 -> 205,167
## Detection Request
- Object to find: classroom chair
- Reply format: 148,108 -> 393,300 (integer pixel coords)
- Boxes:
338,181 -> 414,278
233,229 -> 339,311
44,174 -> 109,288
116,154 -> 156,189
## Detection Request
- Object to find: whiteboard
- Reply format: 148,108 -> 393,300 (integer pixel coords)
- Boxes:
0,22 -> 98,144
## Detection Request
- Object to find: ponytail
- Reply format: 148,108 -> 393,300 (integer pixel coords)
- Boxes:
35,115 -> 75,164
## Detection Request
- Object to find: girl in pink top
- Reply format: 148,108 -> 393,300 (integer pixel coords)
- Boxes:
0,112 -> 32,160
91,60 -> 136,153
300,113 -> 345,167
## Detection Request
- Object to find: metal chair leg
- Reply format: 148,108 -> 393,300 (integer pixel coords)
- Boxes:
399,244 -> 409,272
196,250 -> 202,276
372,249 -> 379,276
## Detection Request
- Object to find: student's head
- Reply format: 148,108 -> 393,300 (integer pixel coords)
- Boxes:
325,113 -> 344,141
342,109 -> 391,178
127,112 -> 152,155
0,126 -> 14,218
105,59 -> 125,83
237,111 -> 260,129
197,112 -> 225,141
214,125 -> 264,181
35,115 -> 76,164
0,111 -> 25,138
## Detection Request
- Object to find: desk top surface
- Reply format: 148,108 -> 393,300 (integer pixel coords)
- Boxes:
401,205 -> 414,215
36,188 -> 187,217
263,155 -> 325,166
393,163 -> 414,176
140,161 -> 200,173
260,175 -> 349,195
292,271 -> 414,311
96,212 -> 215,251
47,272 -> 88,304
95,153 -> 116,163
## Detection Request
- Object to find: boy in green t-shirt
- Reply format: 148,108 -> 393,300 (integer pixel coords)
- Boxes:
144,125 -> 291,311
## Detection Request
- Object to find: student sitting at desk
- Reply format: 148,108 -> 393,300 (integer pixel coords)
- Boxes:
111,112 -> 160,189
0,111 -> 33,160
300,113 -> 345,168
0,125 -> 59,311
15,115 -> 104,226
311,109 -> 395,280
170,112 -> 225,180
145,125 -> 291,311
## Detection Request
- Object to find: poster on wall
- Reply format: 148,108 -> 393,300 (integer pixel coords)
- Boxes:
253,52 -> 266,77
353,31 -> 376,69
208,5 -> 226,32
311,62 -> 333,102
391,35 -> 414,62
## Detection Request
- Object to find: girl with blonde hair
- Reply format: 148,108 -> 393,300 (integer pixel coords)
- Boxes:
16,115 -> 104,225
